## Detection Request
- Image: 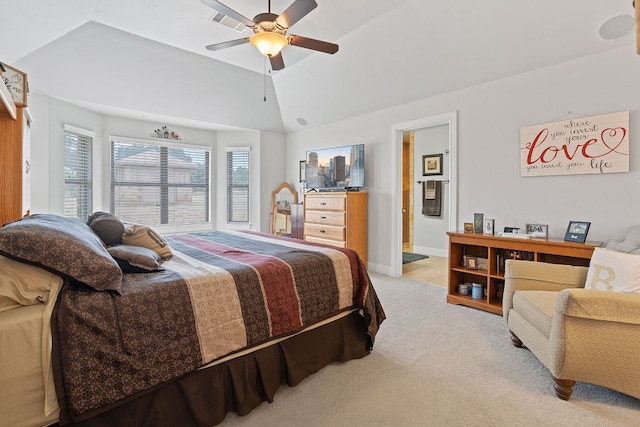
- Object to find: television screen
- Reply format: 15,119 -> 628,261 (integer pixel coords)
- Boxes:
305,144 -> 364,190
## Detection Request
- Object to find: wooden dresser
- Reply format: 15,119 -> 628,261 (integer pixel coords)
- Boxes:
303,191 -> 367,265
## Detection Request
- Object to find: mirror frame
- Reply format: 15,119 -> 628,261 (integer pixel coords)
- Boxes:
270,182 -> 298,235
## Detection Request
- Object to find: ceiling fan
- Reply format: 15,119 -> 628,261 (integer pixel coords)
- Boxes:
202,0 -> 339,71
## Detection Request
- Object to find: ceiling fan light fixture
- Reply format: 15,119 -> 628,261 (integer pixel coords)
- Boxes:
250,32 -> 288,57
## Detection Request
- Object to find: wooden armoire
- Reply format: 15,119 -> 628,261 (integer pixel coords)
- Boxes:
0,76 -> 30,226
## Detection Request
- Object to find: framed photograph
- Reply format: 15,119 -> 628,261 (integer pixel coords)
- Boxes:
504,227 -> 521,234
473,213 -> 484,233
564,221 -> 591,243
422,153 -> 443,176
484,219 -> 495,235
299,160 -> 306,182
0,63 -> 27,107
526,223 -> 548,238
465,256 -> 478,270
463,222 -> 474,233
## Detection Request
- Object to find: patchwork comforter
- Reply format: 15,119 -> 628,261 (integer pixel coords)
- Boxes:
52,231 -> 385,424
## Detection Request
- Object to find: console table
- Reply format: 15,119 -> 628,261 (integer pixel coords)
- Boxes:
447,232 -> 601,315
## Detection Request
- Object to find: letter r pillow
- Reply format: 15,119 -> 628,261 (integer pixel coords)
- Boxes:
585,248 -> 640,293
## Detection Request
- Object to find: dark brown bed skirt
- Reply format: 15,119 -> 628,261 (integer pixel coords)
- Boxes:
62,311 -> 370,427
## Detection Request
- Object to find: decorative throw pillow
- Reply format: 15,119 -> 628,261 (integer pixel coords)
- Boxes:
122,224 -> 172,260
0,255 -> 64,313
606,224 -> 640,254
88,211 -> 125,246
108,245 -> 164,273
584,247 -> 640,293
0,214 -> 123,293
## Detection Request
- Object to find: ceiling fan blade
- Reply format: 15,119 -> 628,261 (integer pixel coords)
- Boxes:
289,35 -> 339,54
201,0 -> 255,28
205,37 -> 251,51
269,53 -> 285,71
276,0 -> 317,28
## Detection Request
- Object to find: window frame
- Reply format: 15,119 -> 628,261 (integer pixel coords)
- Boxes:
226,147 -> 250,223
109,135 -> 211,228
63,124 -> 94,220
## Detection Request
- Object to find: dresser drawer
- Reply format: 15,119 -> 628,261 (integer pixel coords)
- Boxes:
305,235 -> 346,248
304,223 -> 345,241
305,210 -> 345,226
305,195 -> 346,211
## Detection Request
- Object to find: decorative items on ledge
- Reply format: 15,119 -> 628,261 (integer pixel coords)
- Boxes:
0,62 -> 28,108
0,61 -> 28,120
151,125 -> 181,140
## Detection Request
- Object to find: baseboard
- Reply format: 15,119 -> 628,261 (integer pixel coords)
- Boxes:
367,262 -> 394,277
411,245 -> 448,258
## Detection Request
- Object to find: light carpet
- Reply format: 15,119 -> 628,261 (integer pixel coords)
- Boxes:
222,273 -> 639,426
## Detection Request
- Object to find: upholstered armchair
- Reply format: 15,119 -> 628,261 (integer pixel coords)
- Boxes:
503,258 -> 640,400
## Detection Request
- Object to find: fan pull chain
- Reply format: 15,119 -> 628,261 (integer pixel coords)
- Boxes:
263,57 -> 267,102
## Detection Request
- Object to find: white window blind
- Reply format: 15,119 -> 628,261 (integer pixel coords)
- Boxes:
227,149 -> 249,223
111,137 -> 210,226
64,127 -> 93,220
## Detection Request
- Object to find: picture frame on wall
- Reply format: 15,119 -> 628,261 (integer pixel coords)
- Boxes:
526,223 -> 549,238
422,153 -> 443,176
564,221 -> 591,243
299,160 -> 306,182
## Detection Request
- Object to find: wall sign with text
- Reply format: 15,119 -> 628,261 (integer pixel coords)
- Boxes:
520,111 -> 629,177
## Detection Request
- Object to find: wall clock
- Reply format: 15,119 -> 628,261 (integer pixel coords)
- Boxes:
0,63 -> 27,107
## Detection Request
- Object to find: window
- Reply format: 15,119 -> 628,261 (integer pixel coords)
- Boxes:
227,148 -> 250,222
111,137 -> 210,226
64,125 -> 93,219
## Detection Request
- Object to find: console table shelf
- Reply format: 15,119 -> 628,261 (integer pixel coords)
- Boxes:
447,232 -> 601,315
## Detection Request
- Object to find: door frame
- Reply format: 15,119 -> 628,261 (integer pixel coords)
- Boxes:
389,111 -> 458,277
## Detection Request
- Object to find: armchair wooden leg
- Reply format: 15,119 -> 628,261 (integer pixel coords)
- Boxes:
553,377 -> 576,400
509,331 -> 523,348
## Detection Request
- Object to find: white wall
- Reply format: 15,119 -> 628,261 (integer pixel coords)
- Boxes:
413,125 -> 449,256
18,22 -> 284,132
286,46 -> 640,274
259,131 -> 288,233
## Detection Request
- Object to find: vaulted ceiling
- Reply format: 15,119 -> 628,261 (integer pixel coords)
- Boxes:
2,0 -> 636,132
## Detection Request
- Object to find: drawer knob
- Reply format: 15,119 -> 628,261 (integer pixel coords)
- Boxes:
320,216 -> 327,219
320,202 -> 327,206
320,230 -> 326,233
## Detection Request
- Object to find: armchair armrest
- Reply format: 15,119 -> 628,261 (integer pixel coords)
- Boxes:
502,260 -> 588,321
555,288 -> 640,325
548,288 -> 640,392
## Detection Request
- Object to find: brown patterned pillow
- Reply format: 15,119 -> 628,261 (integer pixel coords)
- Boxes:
0,214 -> 122,293
108,245 -> 164,273
88,211 -> 124,246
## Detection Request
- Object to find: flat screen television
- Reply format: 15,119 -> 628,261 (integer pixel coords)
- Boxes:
305,144 -> 365,191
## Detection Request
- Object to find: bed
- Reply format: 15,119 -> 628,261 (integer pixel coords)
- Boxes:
0,214 -> 385,427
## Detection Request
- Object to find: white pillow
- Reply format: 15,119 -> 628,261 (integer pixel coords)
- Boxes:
584,247 -> 640,293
